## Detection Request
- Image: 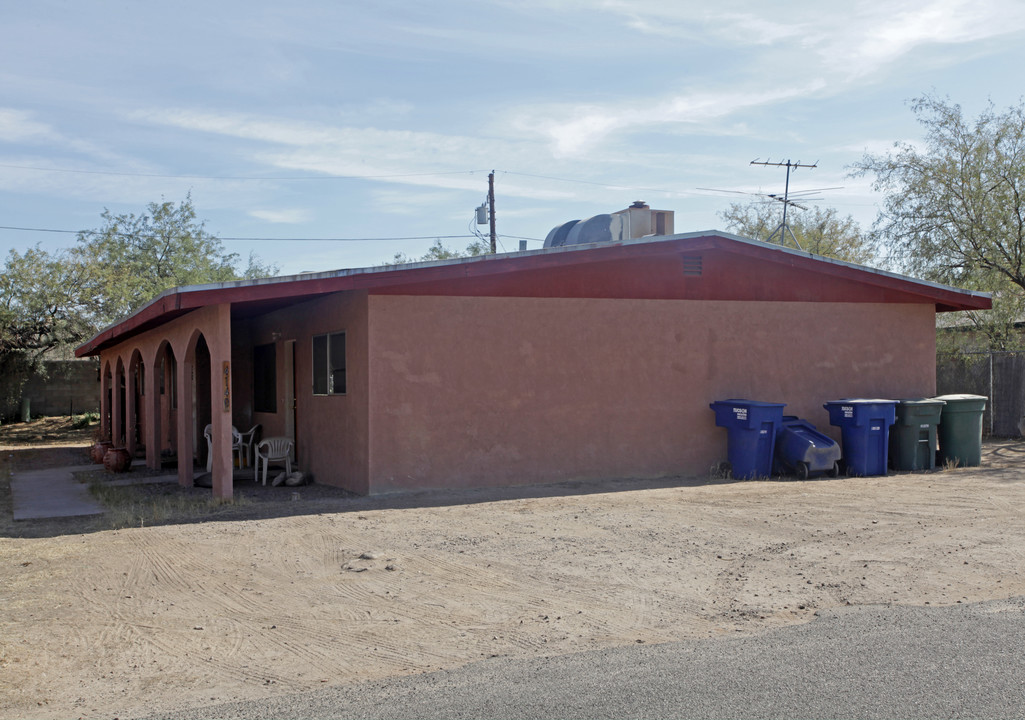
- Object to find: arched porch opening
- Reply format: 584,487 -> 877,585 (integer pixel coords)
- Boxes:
113,356 -> 126,448
191,333 -> 213,469
127,349 -> 144,459
101,361 -> 113,441
152,340 -> 176,468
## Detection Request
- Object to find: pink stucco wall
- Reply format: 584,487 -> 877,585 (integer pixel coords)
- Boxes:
245,290 -> 371,494
365,295 -> 936,493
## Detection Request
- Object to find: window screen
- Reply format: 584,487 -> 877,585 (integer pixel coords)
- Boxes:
312,332 -> 345,395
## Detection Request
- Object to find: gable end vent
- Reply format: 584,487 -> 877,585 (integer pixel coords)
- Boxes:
682,256 -> 703,276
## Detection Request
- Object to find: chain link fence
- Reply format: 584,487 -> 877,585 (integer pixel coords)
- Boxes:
937,351 -> 1025,437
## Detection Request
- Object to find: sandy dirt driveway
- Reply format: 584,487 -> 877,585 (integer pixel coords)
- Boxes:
2,436 -> 1024,719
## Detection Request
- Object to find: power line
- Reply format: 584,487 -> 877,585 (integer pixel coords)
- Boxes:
0,225 -> 81,235
0,225 -> 481,243
500,234 -> 543,242
221,234 -> 478,243
0,163 -> 491,182
2,161 -> 708,199
0,223 -> 545,245
500,170 -> 703,197
0,161 -> 860,212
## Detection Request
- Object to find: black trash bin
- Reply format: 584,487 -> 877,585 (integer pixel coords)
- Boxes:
889,398 -> 945,471
934,394 -> 988,467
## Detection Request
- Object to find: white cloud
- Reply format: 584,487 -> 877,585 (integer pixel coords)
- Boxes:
592,1 -> 804,43
494,0 -> 1025,158
129,108 -> 580,201
0,108 -> 60,144
836,138 -> 929,157
510,81 -> 827,157
249,208 -> 312,223
0,107 -> 148,168
813,0 -> 1025,79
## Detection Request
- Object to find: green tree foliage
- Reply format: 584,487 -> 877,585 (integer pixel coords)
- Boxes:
719,201 -> 877,264
0,245 -> 96,410
0,196 -> 277,412
0,246 -> 94,356
78,195 -> 276,326
388,237 -> 490,265
853,95 -> 1025,350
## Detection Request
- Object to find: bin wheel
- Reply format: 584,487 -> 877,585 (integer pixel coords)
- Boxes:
829,461 -> 840,478
795,461 -> 810,480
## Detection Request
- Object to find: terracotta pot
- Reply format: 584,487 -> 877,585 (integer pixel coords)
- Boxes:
92,440 -> 114,464
103,447 -> 132,473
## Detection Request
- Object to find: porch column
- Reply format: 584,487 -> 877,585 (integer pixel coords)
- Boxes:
176,352 -> 194,487
144,359 -> 161,470
208,304 -> 234,500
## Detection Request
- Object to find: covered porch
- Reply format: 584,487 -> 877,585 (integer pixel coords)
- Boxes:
88,300 -> 300,500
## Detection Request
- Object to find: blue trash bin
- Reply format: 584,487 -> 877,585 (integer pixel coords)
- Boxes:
709,399 -> 786,479
774,416 -> 842,479
823,399 -> 897,476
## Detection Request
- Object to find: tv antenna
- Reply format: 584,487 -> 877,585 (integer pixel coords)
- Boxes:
750,158 -> 817,249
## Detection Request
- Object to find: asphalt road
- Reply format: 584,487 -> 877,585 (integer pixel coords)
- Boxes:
147,597 -> 1025,720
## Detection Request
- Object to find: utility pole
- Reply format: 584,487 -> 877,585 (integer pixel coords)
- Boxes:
488,170 -> 496,254
750,158 -> 816,248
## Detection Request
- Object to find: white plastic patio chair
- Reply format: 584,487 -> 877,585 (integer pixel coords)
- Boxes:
204,424 -> 242,472
255,437 -> 294,485
236,424 -> 261,468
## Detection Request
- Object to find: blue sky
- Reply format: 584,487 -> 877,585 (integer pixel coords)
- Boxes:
3,0 -> 1025,276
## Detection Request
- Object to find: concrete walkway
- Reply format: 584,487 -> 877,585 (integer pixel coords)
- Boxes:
9,463 -> 106,520
9,460 -> 182,521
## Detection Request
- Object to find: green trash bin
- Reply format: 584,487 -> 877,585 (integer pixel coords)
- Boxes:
889,398 -> 946,471
934,394 -> 988,467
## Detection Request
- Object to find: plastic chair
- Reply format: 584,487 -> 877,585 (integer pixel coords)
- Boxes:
255,437 -> 294,485
204,424 -> 241,472
236,424 -> 261,468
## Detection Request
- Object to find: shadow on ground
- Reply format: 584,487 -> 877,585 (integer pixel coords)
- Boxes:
4,440 -> 1023,540
0,443 -> 749,539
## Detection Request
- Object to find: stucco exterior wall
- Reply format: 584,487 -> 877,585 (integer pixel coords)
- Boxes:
249,290 -> 370,493
366,295 -> 936,493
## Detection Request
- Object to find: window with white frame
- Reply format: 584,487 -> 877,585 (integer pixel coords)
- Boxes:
312,331 -> 346,395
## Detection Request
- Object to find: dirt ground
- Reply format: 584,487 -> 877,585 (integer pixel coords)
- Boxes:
2,418 -> 1024,719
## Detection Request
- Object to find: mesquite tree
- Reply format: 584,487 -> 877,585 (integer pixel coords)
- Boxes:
853,95 -> 1025,349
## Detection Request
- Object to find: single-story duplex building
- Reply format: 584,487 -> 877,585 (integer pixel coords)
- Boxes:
75,230 -> 991,500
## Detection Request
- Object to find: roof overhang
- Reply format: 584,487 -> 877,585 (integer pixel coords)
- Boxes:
76,231 -> 992,357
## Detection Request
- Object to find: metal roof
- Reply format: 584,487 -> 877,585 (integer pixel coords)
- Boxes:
76,230 -> 992,357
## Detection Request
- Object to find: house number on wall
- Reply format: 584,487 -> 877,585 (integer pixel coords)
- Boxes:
223,361 -> 231,412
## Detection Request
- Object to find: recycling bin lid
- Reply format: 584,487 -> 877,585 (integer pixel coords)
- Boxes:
710,399 -> 787,407
933,394 -> 988,413
824,398 -> 897,405
893,398 -> 945,424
